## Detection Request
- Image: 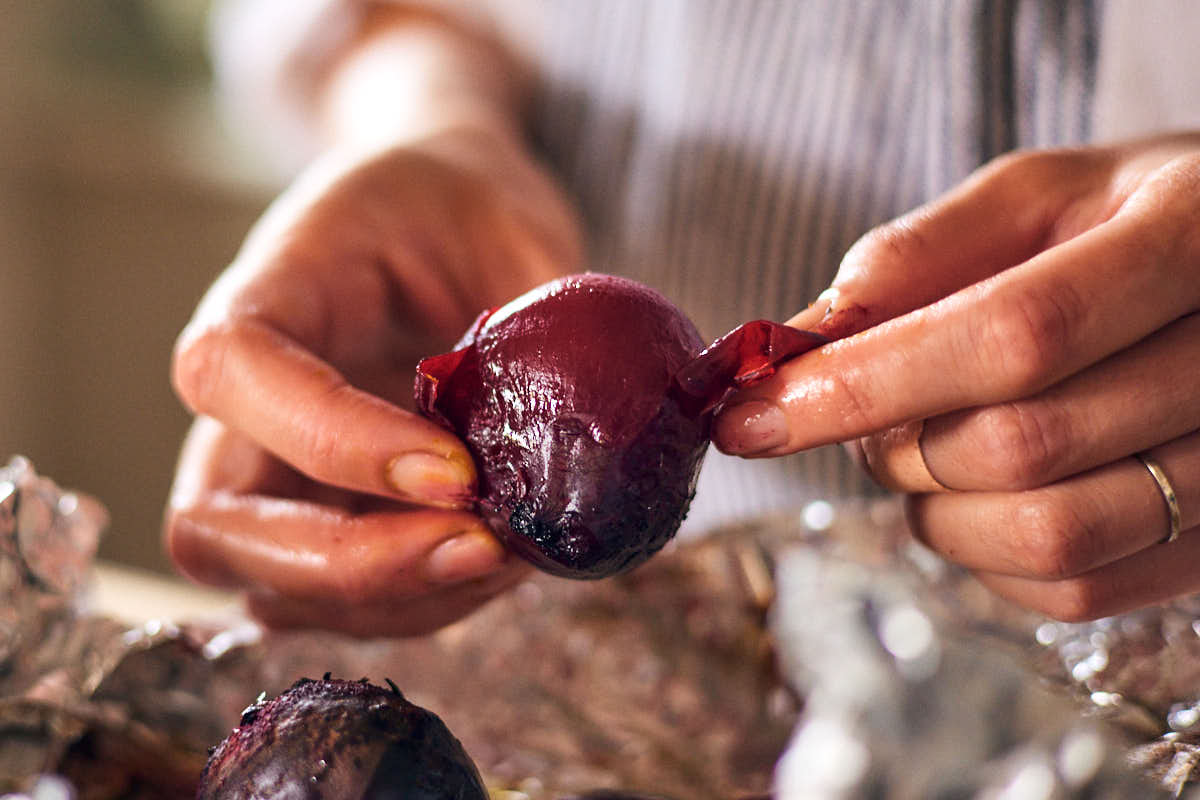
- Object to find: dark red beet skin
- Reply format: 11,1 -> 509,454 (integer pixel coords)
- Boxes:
198,677 -> 487,800
671,318 -> 828,417
415,274 -> 827,580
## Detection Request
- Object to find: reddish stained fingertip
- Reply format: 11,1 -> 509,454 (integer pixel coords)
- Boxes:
712,400 -> 788,456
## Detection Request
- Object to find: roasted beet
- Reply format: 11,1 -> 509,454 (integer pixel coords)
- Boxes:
197,677 -> 487,800
415,274 -> 707,578
416,273 -> 826,579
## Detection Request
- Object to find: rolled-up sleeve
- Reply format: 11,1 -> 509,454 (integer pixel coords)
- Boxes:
209,0 -> 543,177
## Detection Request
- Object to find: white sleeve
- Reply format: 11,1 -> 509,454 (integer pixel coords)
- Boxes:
209,0 -> 358,177
208,0 -> 544,178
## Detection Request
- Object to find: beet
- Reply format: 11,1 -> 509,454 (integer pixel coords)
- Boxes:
197,677 -> 486,800
416,274 -> 826,579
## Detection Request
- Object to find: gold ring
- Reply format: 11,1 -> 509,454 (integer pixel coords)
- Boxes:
1136,452 -> 1183,544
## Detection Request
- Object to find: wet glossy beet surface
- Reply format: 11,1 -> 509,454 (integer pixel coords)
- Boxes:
197,677 -> 487,800
416,274 -> 826,579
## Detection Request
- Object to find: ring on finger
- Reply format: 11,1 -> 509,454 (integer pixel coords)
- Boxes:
1135,451 -> 1183,544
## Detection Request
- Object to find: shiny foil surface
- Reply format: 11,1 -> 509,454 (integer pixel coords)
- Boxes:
3,457 -> 1200,797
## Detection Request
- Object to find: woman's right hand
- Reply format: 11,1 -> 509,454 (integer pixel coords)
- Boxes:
166,126 -> 582,637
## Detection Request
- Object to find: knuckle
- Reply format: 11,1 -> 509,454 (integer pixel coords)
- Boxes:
972,402 -> 1068,489
980,146 -> 1099,194
1145,151 -> 1200,196
978,150 -> 1052,192
1175,153 -> 1200,191
292,387 -> 353,478
1154,155 -> 1200,277
973,281 -> 1084,395
980,149 -> 1037,182
845,217 -> 934,275
1009,496 -> 1098,580
826,366 -> 886,435
438,160 -> 503,217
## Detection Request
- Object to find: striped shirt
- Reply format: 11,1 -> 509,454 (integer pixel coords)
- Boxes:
529,1 -> 1101,534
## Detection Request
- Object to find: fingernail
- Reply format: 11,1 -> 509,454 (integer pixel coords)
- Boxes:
424,528 -> 506,583
387,451 -> 476,506
785,288 -> 838,330
714,400 -> 788,455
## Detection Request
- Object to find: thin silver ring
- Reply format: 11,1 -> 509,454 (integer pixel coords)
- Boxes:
1136,452 -> 1183,544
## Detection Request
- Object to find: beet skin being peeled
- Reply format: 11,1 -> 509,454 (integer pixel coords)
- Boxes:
415,273 -> 826,579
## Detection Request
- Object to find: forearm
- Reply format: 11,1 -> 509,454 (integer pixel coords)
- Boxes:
316,4 -> 530,150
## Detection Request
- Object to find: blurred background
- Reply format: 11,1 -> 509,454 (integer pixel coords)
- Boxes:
0,2 -> 275,574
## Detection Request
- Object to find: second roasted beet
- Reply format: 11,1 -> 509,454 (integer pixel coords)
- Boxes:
416,274 -> 709,579
198,677 -> 487,800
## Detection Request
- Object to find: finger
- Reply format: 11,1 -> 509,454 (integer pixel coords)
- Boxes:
245,567 -> 528,638
167,419 -> 509,598
166,492 -> 510,600
906,429 -> 1200,580
174,308 -> 476,508
715,158 -> 1200,457
169,416 -> 301,507
876,311 -> 1200,491
785,147 -> 1117,338
973,524 -> 1200,622
173,415 -> 381,513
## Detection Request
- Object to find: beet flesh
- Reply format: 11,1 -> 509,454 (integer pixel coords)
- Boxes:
416,273 -> 827,580
417,274 -> 708,578
197,678 -> 487,800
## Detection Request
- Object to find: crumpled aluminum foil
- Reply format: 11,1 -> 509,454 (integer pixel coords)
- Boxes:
0,456 -> 790,799
3,455 -> 1200,799
766,501 -> 1159,799
0,455 -> 236,797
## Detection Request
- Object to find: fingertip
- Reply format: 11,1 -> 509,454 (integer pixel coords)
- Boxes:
422,527 -> 508,584
170,321 -> 224,416
385,448 -> 477,508
163,509 -> 241,590
712,399 -> 789,456
784,289 -> 838,331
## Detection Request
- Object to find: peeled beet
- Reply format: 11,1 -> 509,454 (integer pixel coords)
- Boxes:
415,273 -> 826,579
197,677 -> 486,800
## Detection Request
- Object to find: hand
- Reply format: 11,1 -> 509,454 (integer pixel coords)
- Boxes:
167,128 -> 582,636
712,133 -> 1200,621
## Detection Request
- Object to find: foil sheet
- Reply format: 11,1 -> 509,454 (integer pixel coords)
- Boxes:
2,456 -> 1200,798
767,503 -> 1158,799
0,456 -> 789,799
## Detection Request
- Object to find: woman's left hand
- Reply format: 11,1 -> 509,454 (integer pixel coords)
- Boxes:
712,133 -> 1200,621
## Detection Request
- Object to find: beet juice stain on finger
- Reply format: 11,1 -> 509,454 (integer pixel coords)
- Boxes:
415,273 -> 827,580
